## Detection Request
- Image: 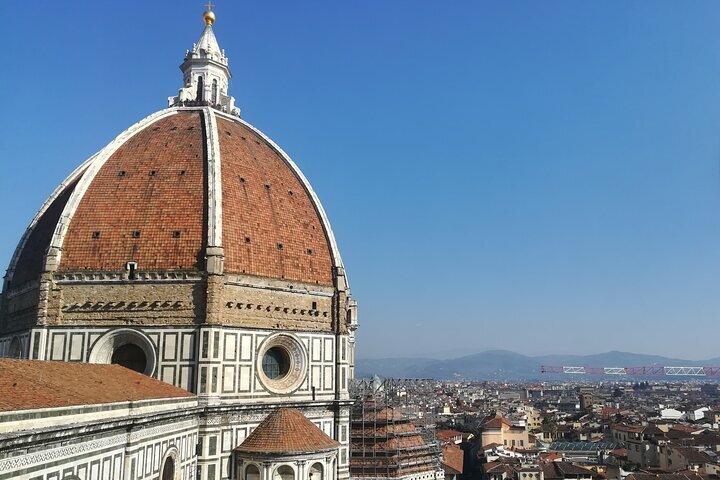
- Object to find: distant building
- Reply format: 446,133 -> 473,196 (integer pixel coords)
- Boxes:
441,445 -> 464,480
437,430 -> 464,446
579,394 -> 594,412
482,416 -> 531,450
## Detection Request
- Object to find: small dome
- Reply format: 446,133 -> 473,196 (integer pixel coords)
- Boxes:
235,408 -> 340,454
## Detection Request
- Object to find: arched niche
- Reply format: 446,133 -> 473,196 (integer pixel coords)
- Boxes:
88,328 -> 157,376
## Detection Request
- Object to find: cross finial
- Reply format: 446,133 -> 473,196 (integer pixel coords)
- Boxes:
202,3 -> 216,25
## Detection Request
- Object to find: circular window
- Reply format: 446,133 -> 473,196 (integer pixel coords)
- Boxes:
263,347 -> 290,379
111,343 -> 147,373
256,334 -> 307,394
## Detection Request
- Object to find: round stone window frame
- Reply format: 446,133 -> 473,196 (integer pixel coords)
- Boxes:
88,328 -> 157,376
256,333 -> 308,394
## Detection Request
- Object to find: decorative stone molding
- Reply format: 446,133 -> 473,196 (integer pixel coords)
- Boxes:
225,301 -> 329,318
55,271 -> 203,283
224,274 -> 335,297
255,333 -> 308,394
204,108 -> 224,251
62,300 -> 189,313
160,445 -> 182,480
0,433 -> 126,472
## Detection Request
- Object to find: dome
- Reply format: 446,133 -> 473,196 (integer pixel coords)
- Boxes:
5,107 -> 342,288
234,408 -> 340,454
0,7 -> 357,346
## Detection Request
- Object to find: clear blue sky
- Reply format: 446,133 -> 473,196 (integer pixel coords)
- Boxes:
1,1 -> 720,360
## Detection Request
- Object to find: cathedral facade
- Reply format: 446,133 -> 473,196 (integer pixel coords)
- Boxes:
0,7 -> 357,480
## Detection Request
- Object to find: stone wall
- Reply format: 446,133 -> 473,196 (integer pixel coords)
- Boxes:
54,278 -> 205,326
0,405 -> 198,480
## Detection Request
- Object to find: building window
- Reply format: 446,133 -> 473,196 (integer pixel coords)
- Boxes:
212,79 -> 218,103
246,465 -> 260,480
208,436 -> 217,455
274,466 -> 295,480
309,463 -> 324,480
161,457 -> 175,480
256,334 -> 308,394
202,331 -> 209,358
111,343 -> 147,373
196,76 -> 204,101
213,332 -> 220,359
263,347 -> 290,379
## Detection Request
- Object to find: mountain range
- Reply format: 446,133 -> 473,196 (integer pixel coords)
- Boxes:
355,350 -> 720,381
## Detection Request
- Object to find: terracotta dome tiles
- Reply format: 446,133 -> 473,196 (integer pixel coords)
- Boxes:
8,108 -> 336,287
218,117 -> 334,285
60,111 -> 206,272
235,408 -> 339,454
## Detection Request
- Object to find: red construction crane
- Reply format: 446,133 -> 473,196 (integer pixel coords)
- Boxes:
540,365 -> 720,376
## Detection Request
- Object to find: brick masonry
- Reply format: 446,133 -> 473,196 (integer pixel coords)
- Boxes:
60,111 -> 207,272
218,117 -> 334,286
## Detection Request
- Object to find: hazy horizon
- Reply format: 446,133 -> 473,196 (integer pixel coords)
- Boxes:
356,349 -> 720,362
2,1 -> 720,360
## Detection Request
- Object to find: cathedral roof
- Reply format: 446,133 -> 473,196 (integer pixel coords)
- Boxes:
0,359 -> 193,412
235,408 -> 340,454
5,108 -> 341,288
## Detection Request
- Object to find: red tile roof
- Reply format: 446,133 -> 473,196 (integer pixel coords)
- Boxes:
13,109 -> 337,287
540,453 -> 563,462
625,474 -> 706,480
671,425 -> 704,434
219,118 -> 334,285
235,408 -> 340,454
611,423 -> 644,434
0,359 -> 193,412
609,449 -> 628,458
61,112 -> 206,271
542,462 -> 594,479
437,429 -> 463,442
442,444 -> 464,475
482,442 -> 503,451
484,416 -> 512,429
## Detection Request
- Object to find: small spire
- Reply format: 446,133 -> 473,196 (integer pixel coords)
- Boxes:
168,4 -> 239,116
203,2 -> 216,26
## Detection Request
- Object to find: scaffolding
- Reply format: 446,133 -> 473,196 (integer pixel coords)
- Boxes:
350,378 -> 443,480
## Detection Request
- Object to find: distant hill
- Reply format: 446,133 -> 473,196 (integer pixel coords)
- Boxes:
355,350 -> 716,380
